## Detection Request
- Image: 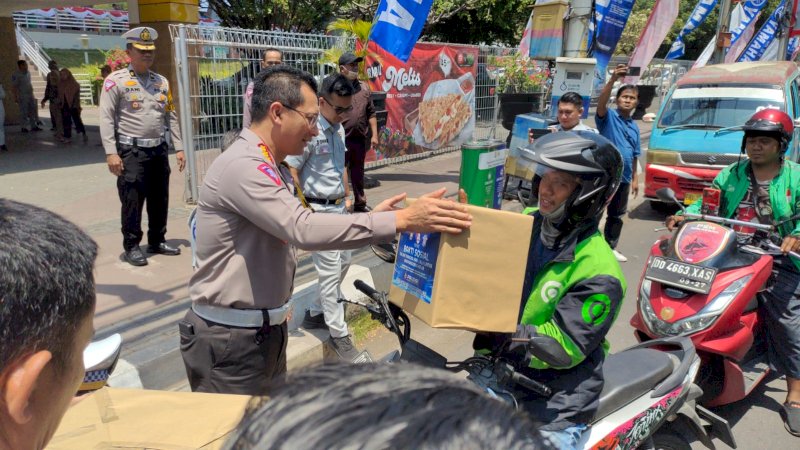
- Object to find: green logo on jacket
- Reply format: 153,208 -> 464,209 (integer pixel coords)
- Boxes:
582,294 -> 612,325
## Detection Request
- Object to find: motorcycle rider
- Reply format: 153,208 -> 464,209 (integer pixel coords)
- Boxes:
474,131 -> 625,448
666,109 -> 800,437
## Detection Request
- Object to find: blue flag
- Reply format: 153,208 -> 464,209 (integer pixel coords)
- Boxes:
369,0 -> 434,63
666,0 -> 718,60
730,0 -> 769,49
738,0 -> 785,62
590,0 -> 636,91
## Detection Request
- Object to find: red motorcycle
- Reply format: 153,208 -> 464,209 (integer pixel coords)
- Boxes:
631,188 -> 800,407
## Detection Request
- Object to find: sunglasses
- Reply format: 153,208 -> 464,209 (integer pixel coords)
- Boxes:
322,96 -> 354,114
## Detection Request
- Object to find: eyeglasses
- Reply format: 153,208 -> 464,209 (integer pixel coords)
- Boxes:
280,103 -> 319,128
322,97 -> 354,114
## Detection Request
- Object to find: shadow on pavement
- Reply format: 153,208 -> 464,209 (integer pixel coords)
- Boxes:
370,171 -> 459,185
0,124 -> 105,176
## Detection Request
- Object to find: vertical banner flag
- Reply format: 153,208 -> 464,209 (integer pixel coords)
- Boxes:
519,13 -> 533,57
738,0 -> 786,62
591,0 -> 636,88
729,0 -> 768,50
726,12 -> 761,62
624,0 -> 679,85
694,3 -> 746,68
666,0 -> 718,60
365,42 -> 478,162
760,35 -> 800,60
369,0 -> 435,62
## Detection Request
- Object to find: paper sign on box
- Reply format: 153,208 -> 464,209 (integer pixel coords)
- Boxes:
389,204 -> 533,333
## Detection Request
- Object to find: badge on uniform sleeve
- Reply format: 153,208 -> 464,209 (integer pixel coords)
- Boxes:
165,90 -> 175,112
104,79 -> 117,91
257,163 -> 282,186
131,102 -> 141,110
125,80 -> 137,86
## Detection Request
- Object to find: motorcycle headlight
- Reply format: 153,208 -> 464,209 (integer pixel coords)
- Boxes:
637,275 -> 751,337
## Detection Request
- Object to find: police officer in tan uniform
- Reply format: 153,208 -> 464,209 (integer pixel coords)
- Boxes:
180,66 -> 472,395
99,27 -> 186,266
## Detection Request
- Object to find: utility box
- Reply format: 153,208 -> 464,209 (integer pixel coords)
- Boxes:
551,57 -> 597,119
529,0 -> 569,60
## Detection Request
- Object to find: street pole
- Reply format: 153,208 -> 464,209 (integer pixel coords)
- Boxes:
777,2 -> 793,61
712,0 -> 733,64
563,0 -> 594,57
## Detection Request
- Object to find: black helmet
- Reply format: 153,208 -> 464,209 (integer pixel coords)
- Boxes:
520,131 -> 622,229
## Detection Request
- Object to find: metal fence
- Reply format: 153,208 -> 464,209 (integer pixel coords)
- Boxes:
170,24 -> 509,203
13,11 -> 129,34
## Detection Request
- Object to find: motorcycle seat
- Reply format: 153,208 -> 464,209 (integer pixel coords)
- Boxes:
593,348 -> 676,422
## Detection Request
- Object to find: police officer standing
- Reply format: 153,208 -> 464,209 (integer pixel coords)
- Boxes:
99,27 -> 186,266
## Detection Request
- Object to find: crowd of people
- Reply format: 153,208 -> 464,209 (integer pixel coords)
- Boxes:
5,26 -> 800,450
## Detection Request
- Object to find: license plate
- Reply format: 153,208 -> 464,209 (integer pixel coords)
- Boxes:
684,192 -> 701,205
645,256 -> 717,294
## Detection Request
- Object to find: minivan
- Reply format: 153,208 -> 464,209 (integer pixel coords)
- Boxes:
645,61 -> 800,207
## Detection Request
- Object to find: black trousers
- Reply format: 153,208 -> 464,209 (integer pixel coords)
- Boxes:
179,309 -> 288,395
61,105 -> 85,139
116,143 -> 170,251
345,135 -> 369,209
603,182 -> 630,249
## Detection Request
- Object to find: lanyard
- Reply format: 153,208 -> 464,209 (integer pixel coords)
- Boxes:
259,142 -> 312,210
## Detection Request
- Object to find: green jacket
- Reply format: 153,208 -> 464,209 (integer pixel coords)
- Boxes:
684,159 -> 800,271
473,209 -> 626,430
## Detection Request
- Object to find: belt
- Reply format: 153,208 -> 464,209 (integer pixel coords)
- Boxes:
305,196 -> 345,206
118,134 -> 165,148
191,302 -> 291,328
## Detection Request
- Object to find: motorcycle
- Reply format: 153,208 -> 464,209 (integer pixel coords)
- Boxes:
338,244 -> 735,450
631,188 -> 800,408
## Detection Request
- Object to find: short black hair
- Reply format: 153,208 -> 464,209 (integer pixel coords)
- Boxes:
223,363 -> 553,450
262,48 -> 282,60
250,66 -> 318,125
616,84 -> 639,99
221,128 -> 241,152
320,74 -> 354,99
17,60 -> 26,67
0,199 -> 98,371
558,91 -> 583,109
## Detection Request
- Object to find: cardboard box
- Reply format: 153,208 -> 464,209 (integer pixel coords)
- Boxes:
48,387 -> 251,449
389,204 -> 533,332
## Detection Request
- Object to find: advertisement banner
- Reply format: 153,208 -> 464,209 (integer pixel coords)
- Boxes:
666,0 -> 718,60
726,12 -> 760,63
738,0 -> 786,62
369,0 -> 434,62
590,0 -> 636,89
729,0 -> 769,49
365,41 -> 479,162
624,0 -> 679,85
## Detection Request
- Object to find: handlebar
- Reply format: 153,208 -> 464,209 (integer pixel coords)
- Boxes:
681,212 -> 774,231
354,279 -> 381,301
511,372 -> 552,397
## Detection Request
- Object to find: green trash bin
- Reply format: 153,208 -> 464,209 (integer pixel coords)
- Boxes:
459,140 -> 508,209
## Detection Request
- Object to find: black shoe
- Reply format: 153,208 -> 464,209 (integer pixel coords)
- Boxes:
364,176 -> 381,189
302,311 -> 328,329
0,145 -> 7,152
329,335 -> 360,361
353,205 -> 372,213
124,246 -> 148,266
147,242 -> 181,255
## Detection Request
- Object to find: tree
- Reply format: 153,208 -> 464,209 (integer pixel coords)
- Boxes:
339,0 -> 534,45
208,0 -> 345,33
